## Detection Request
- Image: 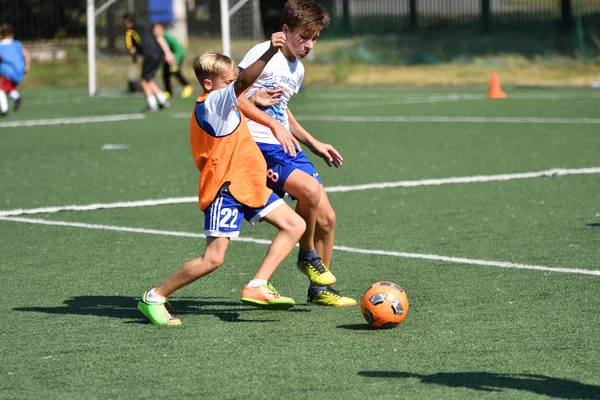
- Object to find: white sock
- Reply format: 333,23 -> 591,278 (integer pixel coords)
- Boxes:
9,90 -> 19,100
0,91 -> 8,113
147,96 -> 158,109
145,288 -> 166,303
155,92 -> 166,105
247,279 -> 267,288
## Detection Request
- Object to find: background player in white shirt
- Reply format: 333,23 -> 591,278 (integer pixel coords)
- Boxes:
238,0 -> 356,307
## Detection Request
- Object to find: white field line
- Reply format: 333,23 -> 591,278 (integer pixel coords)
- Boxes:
296,95 -> 483,110
271,92 -> 600,111
324,167 -> 600,193
1,215 -> 598,276
295,115 -> 600,124
0,197 -> 198,217
305,92 -> 600,100
0,114 -> 145,129
169,96 -> 481,120
0,167 -> 598,218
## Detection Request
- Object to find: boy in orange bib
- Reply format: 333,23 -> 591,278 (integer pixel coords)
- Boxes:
138,32 -> 305,326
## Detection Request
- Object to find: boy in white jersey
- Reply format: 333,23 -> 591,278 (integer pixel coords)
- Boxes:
238,0 -> 356,307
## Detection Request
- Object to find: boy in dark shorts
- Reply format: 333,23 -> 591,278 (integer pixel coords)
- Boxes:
123,13 -> 172,112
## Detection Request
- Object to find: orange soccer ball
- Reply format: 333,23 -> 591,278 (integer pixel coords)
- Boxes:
361,281 -> 409,329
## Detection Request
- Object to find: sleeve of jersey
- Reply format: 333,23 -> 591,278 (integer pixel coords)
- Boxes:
238,42 -> 269,70
125,31 -> 133,50
198,83 -> 239,137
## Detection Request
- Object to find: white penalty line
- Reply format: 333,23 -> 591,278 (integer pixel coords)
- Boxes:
1,167 -> 599,218
305,93 -> 600,100
295,115 -> 600,124
0,114 -> 145,129
1,216 -> 598,277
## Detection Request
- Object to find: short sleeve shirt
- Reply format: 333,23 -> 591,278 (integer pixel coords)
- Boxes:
238,41 -> 304,144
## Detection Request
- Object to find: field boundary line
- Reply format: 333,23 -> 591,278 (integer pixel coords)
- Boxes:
1,167 -> 598,217
1,216 -> 598,277
325,167 -> 600,192
294,115 -> 600,124
0,114 -> 145,129
305,93 -> 600,100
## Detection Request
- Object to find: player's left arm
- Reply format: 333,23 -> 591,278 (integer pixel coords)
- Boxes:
286,108 -> 343,168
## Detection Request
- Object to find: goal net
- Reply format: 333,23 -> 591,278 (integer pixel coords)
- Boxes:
87,0 -> 264,96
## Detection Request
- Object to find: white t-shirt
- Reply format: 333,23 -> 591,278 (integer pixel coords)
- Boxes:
196,83 -> 240,137
238,41 -> 304,144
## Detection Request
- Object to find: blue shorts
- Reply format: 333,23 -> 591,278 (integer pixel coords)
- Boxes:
257,143 -> 322,198
204,186 -> 284,237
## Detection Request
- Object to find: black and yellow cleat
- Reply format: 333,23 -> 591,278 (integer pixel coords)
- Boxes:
307,286 -> 357,307
296,256 -> 336,286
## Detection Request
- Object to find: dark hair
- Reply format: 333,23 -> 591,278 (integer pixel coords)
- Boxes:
281,0 -> 330,33
122,13 -> 136,23
1,23 -> 14,37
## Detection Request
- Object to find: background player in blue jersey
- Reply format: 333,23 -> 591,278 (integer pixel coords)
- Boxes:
238,0 -> 356,307
0,24 -> 30,117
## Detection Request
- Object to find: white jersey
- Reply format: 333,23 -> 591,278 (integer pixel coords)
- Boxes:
238,41 -> 304,144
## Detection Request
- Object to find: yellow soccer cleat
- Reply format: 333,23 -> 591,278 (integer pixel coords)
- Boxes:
296,256 -> 336,286
181,85 -> 193,99
308,286 -> 357,307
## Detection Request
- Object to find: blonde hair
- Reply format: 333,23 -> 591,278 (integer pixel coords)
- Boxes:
192,51 -> 238,83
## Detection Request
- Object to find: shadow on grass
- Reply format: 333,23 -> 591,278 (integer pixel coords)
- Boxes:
586,223 -> 600,227
337,323 -> 373,330
357,371 -> 600,399
14,295 -> 308,324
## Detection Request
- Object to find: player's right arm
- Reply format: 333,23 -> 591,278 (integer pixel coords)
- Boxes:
234,32 -> 285,98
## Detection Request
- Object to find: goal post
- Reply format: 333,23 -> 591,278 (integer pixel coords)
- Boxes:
87,0 -> 138,97
87,0 -> 263,97
220,0 -> 263,57
87,0 -> 96,96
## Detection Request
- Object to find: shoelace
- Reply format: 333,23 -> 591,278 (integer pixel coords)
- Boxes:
263,283 -> 281,298
324,286 -> 341,296
307,257 -> 327,274
163,301 -> 176,319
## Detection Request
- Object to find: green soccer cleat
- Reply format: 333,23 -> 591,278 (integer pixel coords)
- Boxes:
138,291 -> 182,326
307,286 -> 357,307
296,256 -> 336,286
241,283 -> 295,310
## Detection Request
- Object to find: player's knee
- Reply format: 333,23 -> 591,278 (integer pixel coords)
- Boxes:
288,214 -> 306,240
297,180 -> 321,208
202,254 -> 224,272
318,208 -> 336,233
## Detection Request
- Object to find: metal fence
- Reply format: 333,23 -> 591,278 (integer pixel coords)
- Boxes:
326,0 -> 600,34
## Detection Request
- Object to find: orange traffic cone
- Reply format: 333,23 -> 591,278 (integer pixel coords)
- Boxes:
487,73 -> 506,98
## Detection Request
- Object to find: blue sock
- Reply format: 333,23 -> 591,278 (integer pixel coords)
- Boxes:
298,249 -> 317,261
308,286 -> 327,296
